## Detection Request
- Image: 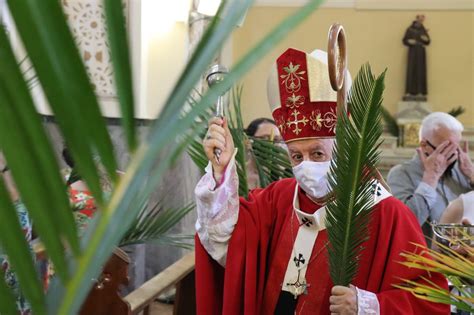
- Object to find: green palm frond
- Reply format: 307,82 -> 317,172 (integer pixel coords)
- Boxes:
120,202 -> 194,247
0,182 -> 45,313
326,64 -> 386,286
397,278 -> 473,312
395,240 -> 474,312
151,234 -> 195,250
447,106 -> 466,118
251,138 -> 293,188
227,86 -> 250,196
230,128 -> 250,197
381,105 -> 399,137
105,0 -> 136,152
0,268 -> 18,315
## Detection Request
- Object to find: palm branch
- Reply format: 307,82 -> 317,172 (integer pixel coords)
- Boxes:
188,85 -> 292,198
447,106 -> 466,118
251,138 -> 293,188
326,64 -> 386,286
120,201 -> 194,248
227,86 -> 250,196
0,0 -> 325,314
395,240 -> 474,312
381,105 -> 399,137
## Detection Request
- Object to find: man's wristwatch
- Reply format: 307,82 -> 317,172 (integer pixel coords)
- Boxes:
1,165 -> 9,173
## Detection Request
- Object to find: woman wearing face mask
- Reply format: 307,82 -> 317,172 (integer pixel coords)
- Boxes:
194,48 -> 448,315
244,118 -> 285,190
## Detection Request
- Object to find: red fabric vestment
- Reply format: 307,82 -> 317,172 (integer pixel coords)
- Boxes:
195,178 -> 450,315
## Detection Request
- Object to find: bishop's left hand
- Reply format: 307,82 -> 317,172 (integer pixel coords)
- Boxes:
458,141 -> 474,184
329,285 -> 357,315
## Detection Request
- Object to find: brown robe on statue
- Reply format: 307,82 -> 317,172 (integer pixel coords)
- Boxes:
403,21 -> 430,98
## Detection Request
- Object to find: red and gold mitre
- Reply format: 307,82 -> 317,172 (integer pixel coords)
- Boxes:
267,48 -> 350,142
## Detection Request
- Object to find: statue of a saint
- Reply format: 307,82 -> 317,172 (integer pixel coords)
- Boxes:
403,15 -> 430,101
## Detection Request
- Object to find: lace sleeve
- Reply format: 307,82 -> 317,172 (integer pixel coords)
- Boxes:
195,150 -> 239,266
357,287 -> 380,315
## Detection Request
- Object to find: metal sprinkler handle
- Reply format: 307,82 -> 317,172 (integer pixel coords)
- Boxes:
206,64 -> 229,164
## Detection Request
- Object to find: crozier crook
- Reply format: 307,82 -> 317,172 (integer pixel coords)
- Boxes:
328,23 -> 347,115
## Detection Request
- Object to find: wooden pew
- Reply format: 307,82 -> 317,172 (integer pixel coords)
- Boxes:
79,248 -> 132,315
124,251 -> 195,315
35,242 -> 195,315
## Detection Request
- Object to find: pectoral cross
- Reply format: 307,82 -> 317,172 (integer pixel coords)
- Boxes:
286,270 -> 309,299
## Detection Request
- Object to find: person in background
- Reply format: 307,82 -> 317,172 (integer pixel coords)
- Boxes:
244,118 -> 284,189
245,118 -> 283,143
440,191 -> 474,224
62,147 -> 144,293
387,112 -> 474,243
439,192 -> 474,265
0,152 -> 33,315
62,147 -> 100,234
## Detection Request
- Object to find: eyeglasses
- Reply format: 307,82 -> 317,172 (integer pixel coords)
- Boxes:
426,140 -> 437,150
425,140 -> 457,159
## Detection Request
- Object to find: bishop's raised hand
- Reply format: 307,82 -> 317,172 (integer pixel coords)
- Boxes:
203,117 -> 235,182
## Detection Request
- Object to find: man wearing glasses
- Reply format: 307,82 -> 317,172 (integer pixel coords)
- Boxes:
387,112 -> 474,243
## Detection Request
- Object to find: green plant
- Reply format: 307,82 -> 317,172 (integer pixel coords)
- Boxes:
187,85 -> 292,198
0,0 -> 324,314
120,201 -> 195,249
447,106 -> 466,118
396,239 -> 474,313
326,64 -> 386,286
381,105 -> 399,138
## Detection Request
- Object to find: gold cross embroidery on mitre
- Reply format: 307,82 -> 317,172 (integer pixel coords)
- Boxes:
286,110 -> 308,135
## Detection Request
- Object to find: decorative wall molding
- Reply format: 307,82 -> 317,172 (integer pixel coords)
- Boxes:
255,0 -> 356,8
62,0 -> 129,100
4,0 -> 189,120
355,0 -> 473,10
3,1 -> 131,117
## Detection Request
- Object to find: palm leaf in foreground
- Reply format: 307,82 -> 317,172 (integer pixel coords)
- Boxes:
0,268 -> 18,315
395,241 -> 474,312
326,64 -> 386,286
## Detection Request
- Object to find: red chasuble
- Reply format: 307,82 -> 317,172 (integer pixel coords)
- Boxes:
195,178 -> 450,315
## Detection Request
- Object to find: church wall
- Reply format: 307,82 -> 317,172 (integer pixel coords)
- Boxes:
232,7 -> 474,127
40,117 -> 200,291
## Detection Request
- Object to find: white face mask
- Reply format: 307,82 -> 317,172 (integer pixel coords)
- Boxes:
292,160 -> 332,199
